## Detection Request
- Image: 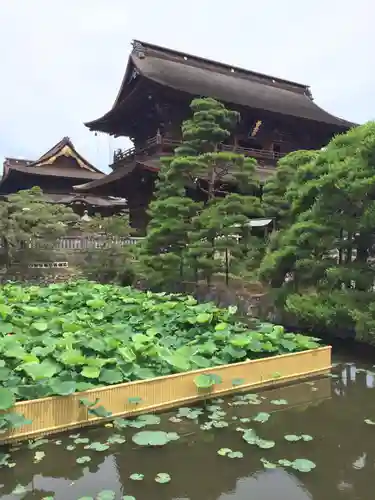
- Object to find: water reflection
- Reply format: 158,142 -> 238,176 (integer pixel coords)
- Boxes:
218,470 -> 312,500
1,356 -> 375,499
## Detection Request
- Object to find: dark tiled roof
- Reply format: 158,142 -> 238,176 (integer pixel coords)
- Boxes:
0,138 -> 104,193
2,163 -> 103,180
74,163 -> 137,192
3,157 -> 33,168
85,40 -> 354,130
74,156 -> 274,193
46,193 -> 127,207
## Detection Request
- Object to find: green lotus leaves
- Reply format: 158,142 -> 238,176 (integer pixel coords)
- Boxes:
129,473 -> 144,481
291,458 -> 316,472
136,414 -> 161,426
81,366 -> 101,379
252,412 -> 271,423
85,441 -> 109,451
284,434 -> 313,442
242,429 -> 275,449
132,430 -> 180,447
49,380 -> 77,396
155,472 -> 171,483
218,447 -> 232,456
0,388 -> 15,410
270,399 -> 288,405
0,281 -> 320,438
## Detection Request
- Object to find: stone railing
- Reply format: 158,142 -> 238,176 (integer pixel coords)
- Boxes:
0,236 -> 145,252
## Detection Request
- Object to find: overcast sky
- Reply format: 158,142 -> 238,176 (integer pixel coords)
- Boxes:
0,0 -> 373,173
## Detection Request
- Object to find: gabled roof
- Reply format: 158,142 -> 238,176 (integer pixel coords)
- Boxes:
85,40 -> 355,132
0,137 -> 104,194
28,136 -> 103,173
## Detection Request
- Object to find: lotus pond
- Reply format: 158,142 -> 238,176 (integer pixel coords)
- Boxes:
0,355 -> 375,499
0,281 -> 320,430
1,281 -> 373,499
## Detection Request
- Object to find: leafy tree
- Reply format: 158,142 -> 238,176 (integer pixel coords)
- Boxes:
141,97 -> 263,288
259,122 -> 375,342
262,150 -> 318,228
79,212 -> 136,285
180,98 -> 262,283
0,187 -> 78,267
139,158 -> 200,289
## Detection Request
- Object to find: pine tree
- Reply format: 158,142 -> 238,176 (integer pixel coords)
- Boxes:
139,157 -> 200,289
141,97 -> 263,288
259,122 -> 375,342
262,150 -> 318,228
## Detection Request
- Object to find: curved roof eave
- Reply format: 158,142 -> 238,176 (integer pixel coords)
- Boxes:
84,44 -> 356,132
74,162 -> 138,192
0,164 -> 103,182
132,54 -> 354,129
84,77 -> 142,132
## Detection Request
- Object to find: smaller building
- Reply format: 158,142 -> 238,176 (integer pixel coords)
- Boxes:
0,137 -> 127,215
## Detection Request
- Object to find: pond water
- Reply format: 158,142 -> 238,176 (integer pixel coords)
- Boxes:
1,353 -> 375,500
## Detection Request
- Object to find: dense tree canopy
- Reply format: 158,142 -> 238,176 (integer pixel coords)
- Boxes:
0,187 -> 78,267
259,122 -> 375,343
140,97 -> 263,288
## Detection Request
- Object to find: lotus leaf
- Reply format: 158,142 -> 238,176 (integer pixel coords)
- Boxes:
291,458 -> 316,472
218,447 -> 232,456
228,451 -> 244,458
132,431 -> 178,446
129,473 -> 144,481
0,388 -> 15,410
86,442 -> 109,451
0,280 -> 321,431
270,399 -> 288,405
155,472 -> 171,483
252,412 -> 270,423
260,458 -> 277,469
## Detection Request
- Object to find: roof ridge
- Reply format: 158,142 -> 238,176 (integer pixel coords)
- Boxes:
132,40 -> 310,93
28,137 -> 103,174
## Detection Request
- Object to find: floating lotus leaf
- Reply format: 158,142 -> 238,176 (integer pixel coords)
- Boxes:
252,412 -> 270,423
132,431 -> 179,447
130,473 -> 144,481
155,472 -> 171,483
291,458 -> 316,472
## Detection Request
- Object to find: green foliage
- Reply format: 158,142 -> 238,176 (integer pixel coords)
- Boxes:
132,430 -> 179,447
141,97 -> 264,287
0,187 -> 79,266
0,281 -> 320,412
259,122 -> 375,343
79,213 -> 136,285
262,150 -> 318,228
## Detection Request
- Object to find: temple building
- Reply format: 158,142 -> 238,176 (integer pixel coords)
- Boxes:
0,137 -> 127,215
76,40 -> 354,232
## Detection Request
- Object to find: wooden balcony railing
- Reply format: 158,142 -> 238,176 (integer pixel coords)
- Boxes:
112,135 -> 285,166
